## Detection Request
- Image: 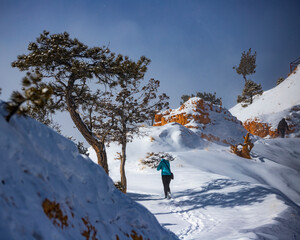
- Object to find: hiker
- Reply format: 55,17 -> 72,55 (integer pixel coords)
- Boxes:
277,118 -> 289,138
157,157 -> 173,199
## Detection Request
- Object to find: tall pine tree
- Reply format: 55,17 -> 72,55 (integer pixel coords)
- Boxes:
234,48 -> 263,105
233,48 -> 256,82
11,31 -> 129,174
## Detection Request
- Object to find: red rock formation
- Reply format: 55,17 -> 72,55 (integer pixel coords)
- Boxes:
243,118 -> 278,138
153,97 -> 247,145
153,98 -> 212,127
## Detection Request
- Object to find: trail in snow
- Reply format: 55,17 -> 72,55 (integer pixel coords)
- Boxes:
127,191 -> 213,239
128,177 -> 300,240
167,194 -> 218,239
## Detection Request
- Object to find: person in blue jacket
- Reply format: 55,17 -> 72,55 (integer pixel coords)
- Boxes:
157,158 -> 172,199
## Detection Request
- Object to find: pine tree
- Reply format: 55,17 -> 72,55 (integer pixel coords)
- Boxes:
11,30 -> 130,174
233,48 -> 257,82
180,92 -> 222,106
88,57 -> 169,193
241,80 -> 263,105
234,48 -> 263,105
5,72 -> 53,122
180,94 -> 195,105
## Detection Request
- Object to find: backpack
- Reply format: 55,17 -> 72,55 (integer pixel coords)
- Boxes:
163,160 -> 174,180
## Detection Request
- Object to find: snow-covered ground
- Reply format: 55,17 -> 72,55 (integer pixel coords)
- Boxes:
89,123 -> 300,239
1,69 -> 300,239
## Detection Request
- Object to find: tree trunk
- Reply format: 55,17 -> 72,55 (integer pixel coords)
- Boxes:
65,77 -> 109,174
120,140 -> 127,193
93,142 -> 109,174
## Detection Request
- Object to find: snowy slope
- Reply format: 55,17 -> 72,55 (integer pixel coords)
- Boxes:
90,123 -> 300,240
0,102 -> 178,240
230,65 -> 300,136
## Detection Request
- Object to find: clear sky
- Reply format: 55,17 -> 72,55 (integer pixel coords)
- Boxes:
1,0 -> 300,142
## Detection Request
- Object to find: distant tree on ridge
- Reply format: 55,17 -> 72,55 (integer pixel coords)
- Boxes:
234,48 -> 263,106
233,48 -> 256,82
180,92 -> 222,106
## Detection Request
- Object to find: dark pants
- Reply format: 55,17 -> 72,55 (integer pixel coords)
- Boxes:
279,129 -> 286,138
162,175 -> 172,197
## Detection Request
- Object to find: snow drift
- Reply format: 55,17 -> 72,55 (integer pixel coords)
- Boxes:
0,102 -> 178,240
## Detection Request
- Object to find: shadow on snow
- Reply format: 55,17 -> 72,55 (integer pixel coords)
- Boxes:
170,179 -> 295,212
128,179 -> 299,212
127,192 -> 165,201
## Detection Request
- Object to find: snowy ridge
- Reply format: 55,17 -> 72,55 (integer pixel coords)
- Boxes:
230,65 -> 300,134
0,102 -> 178,240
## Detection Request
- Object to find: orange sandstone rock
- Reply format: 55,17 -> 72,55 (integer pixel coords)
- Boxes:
243,118 -> 278,138
153,98 -> 211,127
230,132 -> 254,159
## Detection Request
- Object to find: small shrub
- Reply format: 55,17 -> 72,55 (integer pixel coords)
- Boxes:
140,152 -> 175,168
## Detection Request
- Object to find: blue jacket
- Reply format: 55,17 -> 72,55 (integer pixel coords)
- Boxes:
157,159 -> 172,176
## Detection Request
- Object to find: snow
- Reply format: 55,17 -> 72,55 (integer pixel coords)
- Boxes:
0,102 -> 177,240
89,123 -> 300,239
1,62 -> 300,239
230,65 -> 300,131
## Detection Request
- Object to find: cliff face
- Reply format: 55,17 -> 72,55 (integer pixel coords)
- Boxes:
154,97 -> 248,145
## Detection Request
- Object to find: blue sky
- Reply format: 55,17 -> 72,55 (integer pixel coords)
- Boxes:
1,0 -> 300,141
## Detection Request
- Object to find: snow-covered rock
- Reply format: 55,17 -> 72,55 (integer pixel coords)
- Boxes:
0,102 -> 178,240
154,97 -> 248,145
230,65 -> 300,138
